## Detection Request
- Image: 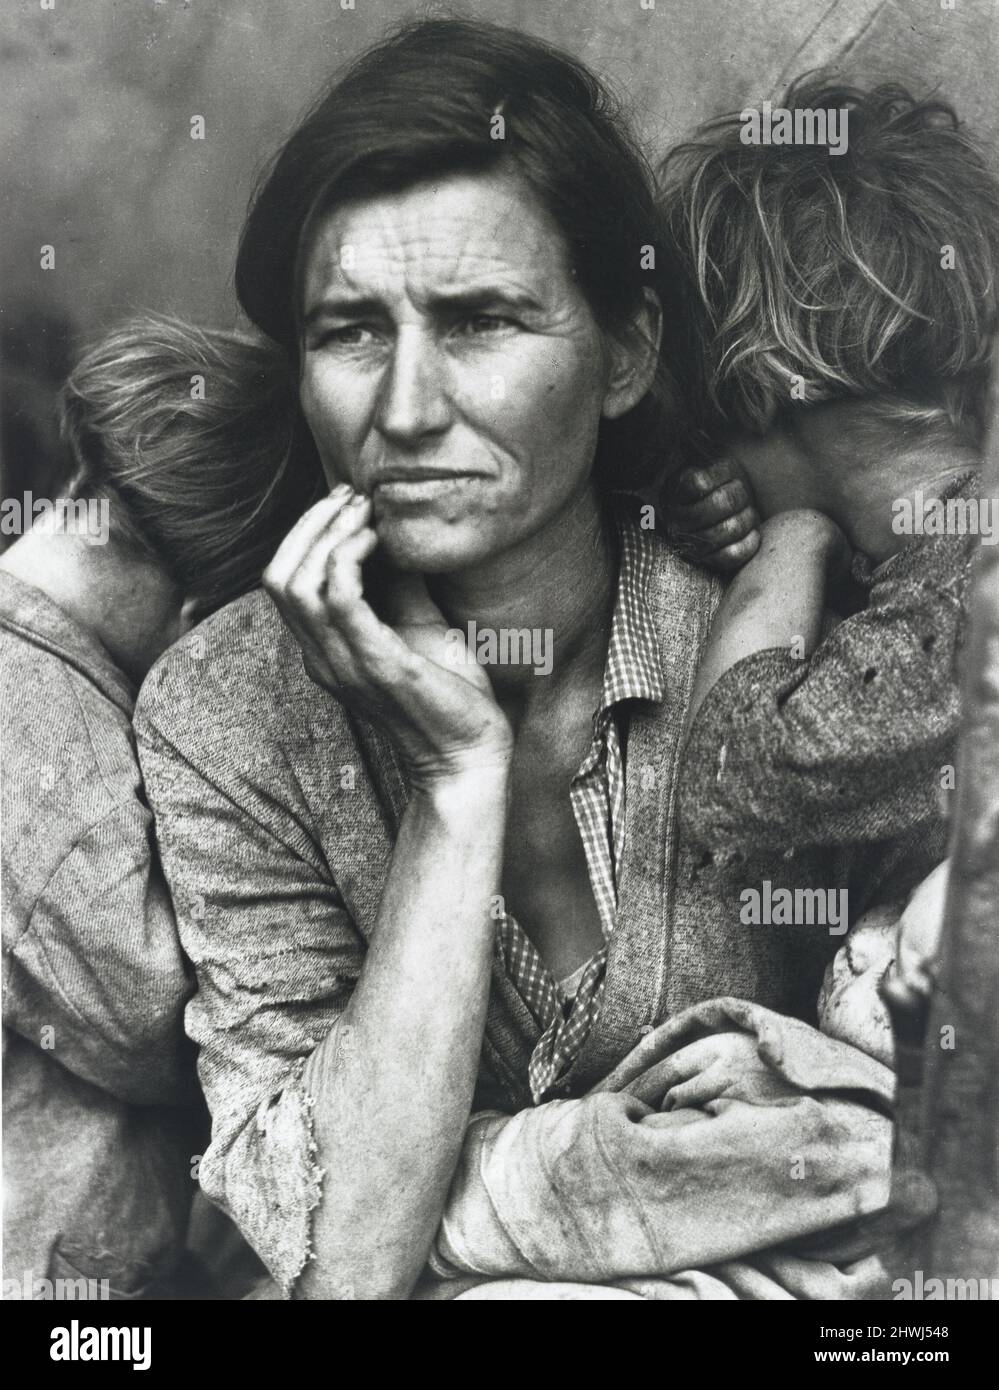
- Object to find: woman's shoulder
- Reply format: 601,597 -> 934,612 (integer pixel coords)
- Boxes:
617,505 -> 724,643
135,587 -> 351,755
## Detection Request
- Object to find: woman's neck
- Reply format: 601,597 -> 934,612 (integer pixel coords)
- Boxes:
0,525 -> 183,685
427,484 -> 616,709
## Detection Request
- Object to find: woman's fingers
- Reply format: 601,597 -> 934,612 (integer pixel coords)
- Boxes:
263,487 -> 356,591
264,489 -> 398,690
283,494 -> 371,614
648,1035 -> 723,1101
264,487 -> 509,772
659,1032 -> 786,1111
271,494 -> 388,653
324,518 -> 379,607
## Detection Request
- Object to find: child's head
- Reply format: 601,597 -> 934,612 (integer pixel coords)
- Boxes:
659,77 -> 999,457
59,314 -> 322,614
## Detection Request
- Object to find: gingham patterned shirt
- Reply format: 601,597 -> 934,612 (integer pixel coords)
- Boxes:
494,514 -> 666,1103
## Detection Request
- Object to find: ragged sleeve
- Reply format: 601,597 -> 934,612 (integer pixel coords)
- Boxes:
134,648 -> 365,1298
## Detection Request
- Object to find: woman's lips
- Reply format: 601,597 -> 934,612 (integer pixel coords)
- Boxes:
372,473 -> 485,503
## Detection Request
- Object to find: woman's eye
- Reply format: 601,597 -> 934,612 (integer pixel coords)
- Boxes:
461,314 -> 516,336
312,325 -> 378,349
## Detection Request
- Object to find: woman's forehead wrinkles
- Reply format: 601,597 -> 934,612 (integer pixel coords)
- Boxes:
304,175 -> 567,307
305,219 -> 561,312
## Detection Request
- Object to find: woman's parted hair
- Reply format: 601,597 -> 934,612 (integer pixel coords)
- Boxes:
235,16 -> 685,490
658,76 -> 999,453
59,315 -> 323,612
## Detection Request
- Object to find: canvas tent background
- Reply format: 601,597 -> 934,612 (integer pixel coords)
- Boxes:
2,0 -> 997,376
1,0 -> 997,1280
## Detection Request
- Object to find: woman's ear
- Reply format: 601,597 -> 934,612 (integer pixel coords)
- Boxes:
602,288 -> 663,421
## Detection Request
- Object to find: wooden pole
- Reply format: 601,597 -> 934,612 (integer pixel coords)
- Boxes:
917,365 -> 999,1283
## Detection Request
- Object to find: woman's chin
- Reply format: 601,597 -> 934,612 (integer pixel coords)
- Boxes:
373,514 -> 499,573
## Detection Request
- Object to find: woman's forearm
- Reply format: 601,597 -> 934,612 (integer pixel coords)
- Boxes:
298,762 -> 509,1300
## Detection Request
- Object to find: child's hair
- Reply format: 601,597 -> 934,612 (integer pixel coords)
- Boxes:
59,314 -> 323,612
658,76 -> 999,455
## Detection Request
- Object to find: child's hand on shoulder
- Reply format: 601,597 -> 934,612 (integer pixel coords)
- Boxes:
668,456 -> 761,572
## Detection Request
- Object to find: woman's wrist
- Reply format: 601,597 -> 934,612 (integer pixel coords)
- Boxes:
410,742 -> 513,809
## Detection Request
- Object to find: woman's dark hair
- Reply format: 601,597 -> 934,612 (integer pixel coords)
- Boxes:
236,16 -> 685,491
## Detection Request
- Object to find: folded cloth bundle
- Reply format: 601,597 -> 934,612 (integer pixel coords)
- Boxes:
421,996 -> 934,1300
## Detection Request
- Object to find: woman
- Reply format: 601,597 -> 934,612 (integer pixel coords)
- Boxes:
135,19 -> 942,1300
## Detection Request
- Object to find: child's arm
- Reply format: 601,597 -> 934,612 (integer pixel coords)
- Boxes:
685,509 -> 848,732
679,503 -> 974,855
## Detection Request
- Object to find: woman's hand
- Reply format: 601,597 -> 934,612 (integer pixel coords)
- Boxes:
263,486 -> 512,785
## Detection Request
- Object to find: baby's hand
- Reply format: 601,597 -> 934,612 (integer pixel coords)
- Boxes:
668,457 -> 761,573
659,1031 -> 798,1111
882,860 -> 949,1013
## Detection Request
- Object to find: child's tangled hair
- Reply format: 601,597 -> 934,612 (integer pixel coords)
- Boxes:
658,75 -> 999,454
59,315 -> 324,614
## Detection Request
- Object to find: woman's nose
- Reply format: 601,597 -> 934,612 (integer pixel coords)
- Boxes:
375,326 -> 452,444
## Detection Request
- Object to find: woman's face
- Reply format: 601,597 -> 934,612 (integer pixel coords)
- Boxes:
298,169 -> 631,572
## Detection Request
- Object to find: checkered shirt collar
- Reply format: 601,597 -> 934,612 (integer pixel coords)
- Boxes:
599,505 -> 666,713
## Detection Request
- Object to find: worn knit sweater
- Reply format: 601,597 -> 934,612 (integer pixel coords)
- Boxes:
135,509 -> 947,1292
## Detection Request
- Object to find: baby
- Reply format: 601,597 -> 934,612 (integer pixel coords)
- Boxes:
654,77 -> 998,1084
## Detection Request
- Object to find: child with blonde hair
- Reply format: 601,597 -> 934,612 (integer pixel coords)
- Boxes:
2,314 -> 317,1296
657,78 -> 997,1074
